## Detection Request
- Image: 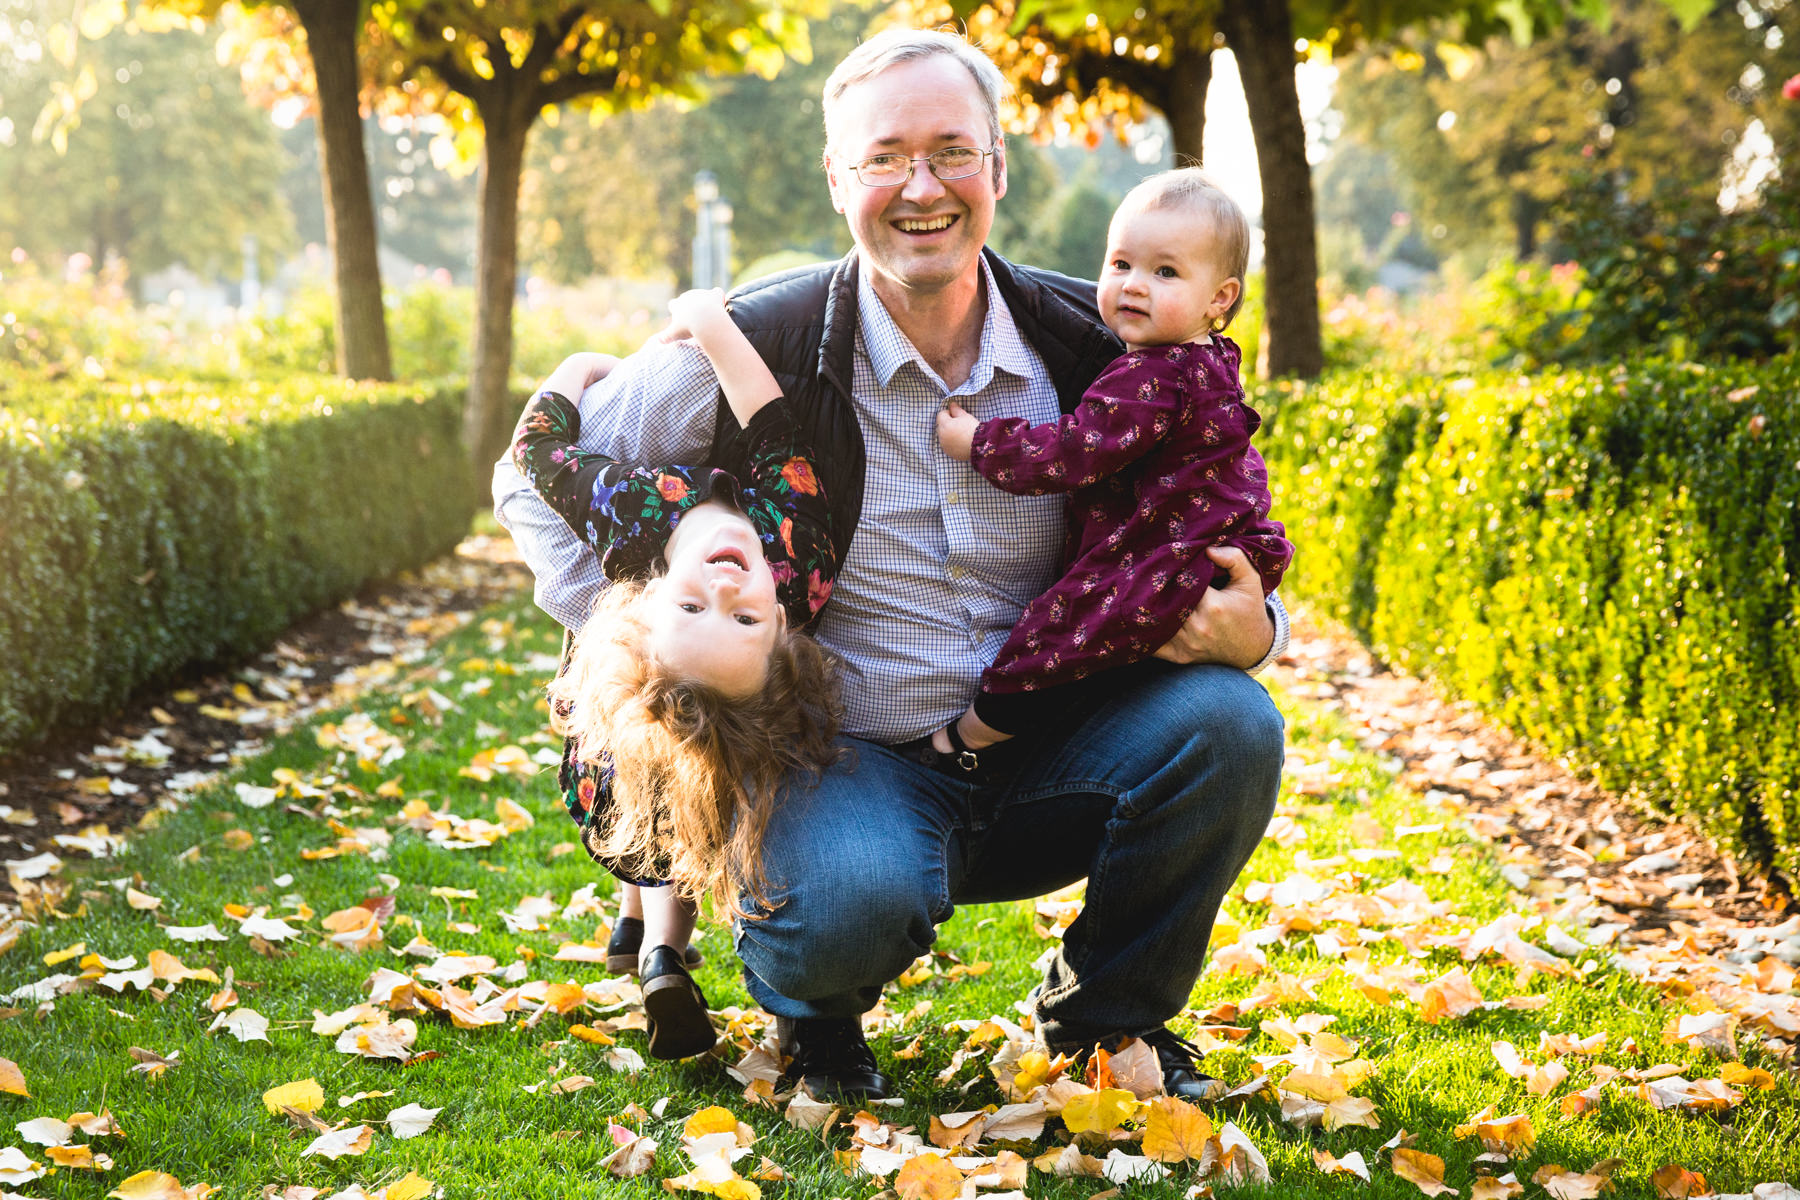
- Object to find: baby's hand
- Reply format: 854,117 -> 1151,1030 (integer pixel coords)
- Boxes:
658,288 -> 729,345
936,401 -> 979,462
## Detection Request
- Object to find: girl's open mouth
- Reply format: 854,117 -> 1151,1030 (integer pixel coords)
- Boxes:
707,549 -> 750,571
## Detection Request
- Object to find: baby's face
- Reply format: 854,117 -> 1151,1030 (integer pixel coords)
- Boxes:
644,500 -> 782,698
1097,204 -> 1240,351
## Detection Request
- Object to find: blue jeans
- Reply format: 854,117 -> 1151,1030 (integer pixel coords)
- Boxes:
733,660 -> 1285,1048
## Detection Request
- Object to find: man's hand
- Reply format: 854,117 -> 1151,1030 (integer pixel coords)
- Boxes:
1153,546 -> 1275,669
936,401 -> 979,462
656,288 -> 730,345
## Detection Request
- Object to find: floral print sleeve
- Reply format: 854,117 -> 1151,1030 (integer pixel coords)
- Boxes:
736,403 -> 838,623
509,389 -> 837,627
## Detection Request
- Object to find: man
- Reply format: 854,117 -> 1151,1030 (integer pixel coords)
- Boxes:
494,28 -> 1289,1102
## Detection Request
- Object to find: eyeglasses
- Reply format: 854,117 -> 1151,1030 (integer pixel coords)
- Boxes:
845,146 -> 996,187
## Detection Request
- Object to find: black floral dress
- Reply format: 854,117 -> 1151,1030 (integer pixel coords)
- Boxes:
509,389 -> 838,881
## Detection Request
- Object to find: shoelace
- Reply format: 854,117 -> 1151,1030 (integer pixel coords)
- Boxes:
789,1018 -> 878,1075
1140,1027 -> 1208,1074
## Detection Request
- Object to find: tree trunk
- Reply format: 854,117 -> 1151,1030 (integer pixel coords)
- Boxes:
1216,4 -> 1323,379
292,0 -> 391,381
466,88 -> 534,494
1163,49 -> 1212,167
1512,191 -> 1540,259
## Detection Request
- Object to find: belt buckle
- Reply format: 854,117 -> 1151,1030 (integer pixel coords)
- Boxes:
954,749 -> 980,773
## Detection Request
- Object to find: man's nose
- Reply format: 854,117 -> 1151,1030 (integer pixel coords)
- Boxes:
900,160 -> 948,203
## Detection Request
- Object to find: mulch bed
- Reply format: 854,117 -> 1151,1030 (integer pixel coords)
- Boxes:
1270,613 -> 1790,946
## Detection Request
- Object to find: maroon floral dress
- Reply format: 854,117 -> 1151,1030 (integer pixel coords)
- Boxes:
510,389 -> 838,879
966,337 -> 1292,733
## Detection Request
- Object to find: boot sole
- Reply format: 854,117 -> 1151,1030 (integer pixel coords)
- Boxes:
642,974 -> 717,1060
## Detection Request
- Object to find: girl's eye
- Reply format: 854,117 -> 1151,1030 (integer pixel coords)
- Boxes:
1110,259 -> 1129,271
680,602 -> 703,613
735,615 -> 759,626
1156,266 -> 1178,278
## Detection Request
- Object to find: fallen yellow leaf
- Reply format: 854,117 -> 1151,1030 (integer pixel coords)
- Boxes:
47,1145 -> 111,1169
148,950 -> 219,986
1060,1088 -> 1139,1134
684,1106 -> 742,1138
1141,1096 -> 1212,1163
45,942 -> 86,967
262,1079 -> 325,1115
126,888 -> 162,911
383,1173 -> 434,1200
221,830 -> 254,851
108,1171 -> 213,1200
895,1152 -> 963,1200
1392,1148 -> 1456,1197
0,1057 -> 26,1096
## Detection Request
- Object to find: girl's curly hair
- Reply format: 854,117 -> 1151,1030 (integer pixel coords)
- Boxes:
547,578 -> 841,921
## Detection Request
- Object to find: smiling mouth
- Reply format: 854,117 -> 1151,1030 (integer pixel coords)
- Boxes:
707,549 -> 749,571
894,215 -> 957,233
1117,305 -> 1149,318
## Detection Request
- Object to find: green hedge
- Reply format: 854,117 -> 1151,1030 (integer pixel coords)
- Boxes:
1258,356 -> 1800,878
0,378 -> 475,755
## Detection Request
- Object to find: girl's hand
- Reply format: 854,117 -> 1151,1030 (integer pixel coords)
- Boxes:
936,401 -> 979,462
657,288 -> 730,345
563,351 -> 619,391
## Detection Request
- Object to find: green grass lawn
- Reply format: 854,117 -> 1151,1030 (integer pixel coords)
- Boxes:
3,592 -> 1795,1199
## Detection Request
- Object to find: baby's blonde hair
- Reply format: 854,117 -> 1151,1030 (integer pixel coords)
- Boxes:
548,579 -> 841,920
1119,167 -> 1252,329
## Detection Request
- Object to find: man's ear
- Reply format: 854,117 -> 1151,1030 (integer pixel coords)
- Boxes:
825,154 -> 847,214
992,137 -> 1007,202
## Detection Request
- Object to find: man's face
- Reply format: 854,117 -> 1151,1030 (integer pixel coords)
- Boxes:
825,55 -> 1006,301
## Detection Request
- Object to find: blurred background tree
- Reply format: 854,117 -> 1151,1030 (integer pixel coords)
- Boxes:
0,9 -> 293,299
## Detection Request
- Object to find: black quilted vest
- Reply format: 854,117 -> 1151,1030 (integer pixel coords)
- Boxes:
704,248 -> 1126,565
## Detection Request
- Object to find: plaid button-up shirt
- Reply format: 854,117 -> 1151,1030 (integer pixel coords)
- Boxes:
493,258 -> 1287,742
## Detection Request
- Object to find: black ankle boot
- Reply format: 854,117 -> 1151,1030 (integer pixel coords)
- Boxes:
640,945 -> 716,1060
774,1015 -> 891,1101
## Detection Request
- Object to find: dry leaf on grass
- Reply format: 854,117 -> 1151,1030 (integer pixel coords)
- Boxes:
385,1102 -> 441,1139
107,1170 -> 215,1200
0,1147 -> 43,1184
1472,1173 -> 1525,1200
47,1144 -> 113,1169
207,1007 -> 270,1043
1141,1097 -> 1213,1163
1652,1164 -> 1712,1198
300,1124 -> 374,1160
1313,1149 -> 1371,1182
1392,1148 -> 1456,1197
15,1116 -> 73,1146
603,1128 -> 659,1177
262,1079 -> 324,1115
895,1152 -> 964,1200
1060,1088 -> 1140,1134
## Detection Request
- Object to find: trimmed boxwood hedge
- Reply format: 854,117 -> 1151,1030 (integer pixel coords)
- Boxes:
1257,356 -> 1800,878
0,378 -> 474,755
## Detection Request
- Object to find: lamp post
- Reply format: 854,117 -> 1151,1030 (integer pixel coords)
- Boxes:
692,170 -> 733,291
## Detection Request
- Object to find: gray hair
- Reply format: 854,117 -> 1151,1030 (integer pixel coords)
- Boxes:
1121,167 -> 1252,328
820,28 -> 1007,156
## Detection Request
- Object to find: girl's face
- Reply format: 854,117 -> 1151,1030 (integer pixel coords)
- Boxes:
643,500 -> 783,697
1097,204 -> 1241,351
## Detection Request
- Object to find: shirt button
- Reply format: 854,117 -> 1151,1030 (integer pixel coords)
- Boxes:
949,565 -> 966,580
946,491 -> 960,504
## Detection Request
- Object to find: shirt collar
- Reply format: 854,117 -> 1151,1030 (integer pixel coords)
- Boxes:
855,256 -> 1038,392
